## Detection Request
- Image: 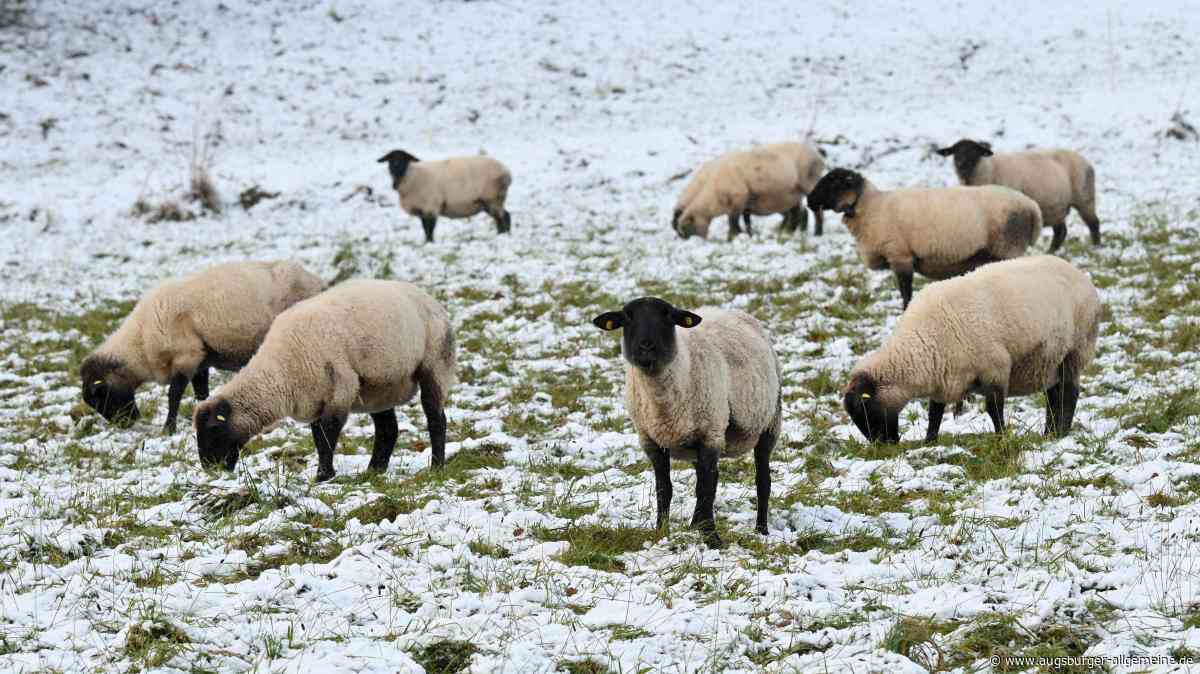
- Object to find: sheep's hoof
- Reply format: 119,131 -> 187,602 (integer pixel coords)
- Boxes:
755,523 -> 768,536
315,469 -> 336,483
703,531 -> 724,549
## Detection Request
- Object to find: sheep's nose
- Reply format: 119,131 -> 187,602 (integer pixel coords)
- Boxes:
637,340 -> 655,352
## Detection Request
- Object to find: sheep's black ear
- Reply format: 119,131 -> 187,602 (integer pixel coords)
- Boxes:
672,309 -> 701,329
978,142 -> 994,156
935,146 -> 956,156
206,399 -> 233,428
592,312 -> 624,331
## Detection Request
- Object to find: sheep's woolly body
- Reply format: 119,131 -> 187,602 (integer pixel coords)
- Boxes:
625,308 -> 780,460
93,261 -> 323,386
853,255 -> 1101,410
959,149 -> 1096,228
847,180 -> 1041,278
759,142 -> 826,193
209,280 -> 456,438
397,156 -> 511,219
681,149 -> 801,238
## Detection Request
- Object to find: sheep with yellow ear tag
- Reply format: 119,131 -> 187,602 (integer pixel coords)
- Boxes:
591,296 -> 782,549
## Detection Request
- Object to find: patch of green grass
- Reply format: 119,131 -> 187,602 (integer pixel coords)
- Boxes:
124,619 -> 190,669
608,624 -> 652,641
1108,389 -> 1200,434
408,639 -> 478,674
467,540 -> 510,559
557,659 -> 608,674
533,524 -> 660,572
882,615 -> 958,670
344,493 -> 428,524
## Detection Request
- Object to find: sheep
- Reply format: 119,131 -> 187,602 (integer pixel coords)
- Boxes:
806,168 -> 1042,309
936,139 -> 1100,253
592,297 -> 782,548
842,255 -> 1101,444
193,279 -> 456,481
378,149 -> 512,243
79,261 -> 323,434
673,148 -> 803,241
759,142 -> 827,235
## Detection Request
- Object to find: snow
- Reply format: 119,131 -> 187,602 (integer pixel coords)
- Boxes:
2,0 -> 1200,672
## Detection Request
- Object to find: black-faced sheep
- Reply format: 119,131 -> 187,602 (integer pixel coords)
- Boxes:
807,168 -> 1041,309
673,148 -> 803,241
378,149 -> 512,243
592,298 -> 782,548
843,255 -> 1101,444
936,139 -> 1099,253
79,261 -> 323,434
193,280 -> 456,481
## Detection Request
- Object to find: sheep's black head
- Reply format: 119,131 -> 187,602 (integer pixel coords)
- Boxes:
808,168 -> 866,216
935,139 -> 993,182
80,355 -> 139,427
671,209 -> 684,238
377,149 -> 421,187
842,374 -> 900,444
592,297 -> 702,376
195,398 -> 245,471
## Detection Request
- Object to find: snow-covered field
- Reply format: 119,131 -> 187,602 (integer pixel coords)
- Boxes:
2,0 -> 1200,671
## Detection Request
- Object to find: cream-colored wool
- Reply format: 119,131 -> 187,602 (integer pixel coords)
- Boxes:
195,279 -> 456,440
841,178 -> 1040,279
624,308 -> 781,461
676,148 -> 802,239
90,261 -> 323,389
395,156 -> 511,220
850,255 -> 1101,410
759,142 -> 826,193
956,149 -> 1097,238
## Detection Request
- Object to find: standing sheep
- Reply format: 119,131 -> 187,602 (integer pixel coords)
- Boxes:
592,298 -> 782,548
843,255 -> 1101,444
193,280 -> 456,481
673,148 -> 803,241
936,139 -> 1100,253
79,261 -> 323,434
378,149 -> 512,243
807,168 -> 1041,309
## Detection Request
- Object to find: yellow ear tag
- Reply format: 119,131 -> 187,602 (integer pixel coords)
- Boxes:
861,393 -> 872,400
216,415 -> 226,422
605,320 -> 614,330
684,317 -> 694,326
93,380 -> 103,385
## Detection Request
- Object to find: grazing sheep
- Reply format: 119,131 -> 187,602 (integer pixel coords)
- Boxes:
759,142 -> 827,235
843,255 -> 1101,444
807,168 -> 1041,309
592,298 -> 782,548
936,139 -> 1099,253
674,148 -> 802,241
193,280 -> 456,481
378,149 -> 512,243
79,261 -> 323,434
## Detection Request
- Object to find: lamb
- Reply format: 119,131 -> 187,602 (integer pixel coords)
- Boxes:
592,297 -> 782,548
79,261 -> 323,434
378,149 -> 512,243
936,139 -> 1099,253
806,168 -> 1042,309
193,279 -> 456,481
673,147 -> 803,241
842,255 -> 1101,444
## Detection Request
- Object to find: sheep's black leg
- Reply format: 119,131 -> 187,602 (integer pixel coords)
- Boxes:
163,374 -> 188,435
191,366 -> 209,401
813,207 -> 824,236
753,431 -> 776,535
644,441 -> 672,531
367,408 -> 399,473
742,211 -> 754,237
983,386 -> 1006,434
416,368 -> 447,468
502,209 -> 512,234
691,448 -> 722,548
310,413 -> 346,482
1045,359 -> 1079,437
1082,213 -> 1101,245
895,269 -> 914,309
419,214 -> 437,243
727,213 -> 741,241
926,400 -> 945,444
1048,222 -> 1067,253
793,204 -> 808,233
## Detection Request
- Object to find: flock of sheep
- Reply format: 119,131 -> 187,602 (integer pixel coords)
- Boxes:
77,138 -> 1103,549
